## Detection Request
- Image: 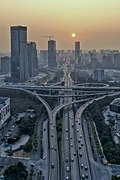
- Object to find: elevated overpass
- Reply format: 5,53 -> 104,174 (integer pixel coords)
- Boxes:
1,84 -> 120,92
0,87 -> 59,180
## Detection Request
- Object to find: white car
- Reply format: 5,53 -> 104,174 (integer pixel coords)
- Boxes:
66,167 -> 69,172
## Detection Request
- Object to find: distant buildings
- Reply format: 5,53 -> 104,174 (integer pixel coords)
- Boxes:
102,55 -> 114,69
93,69 -> 104,82
0,56 -> 11,74
11,26 -> 28,82
0,97 -> 10,127
114,53 -> 120,68
75,41 -> 80,63
39,50 -> 48,67
48,40 -> 57,68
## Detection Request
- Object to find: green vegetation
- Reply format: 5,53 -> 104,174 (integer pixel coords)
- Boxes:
5,149 -> 13,156
56,115 -> 62,180
111,175 -> 120,180
32,122 -> 38,152
24,138 -> 32,153
18,116 -> 37,136
86,96 -> 120,164
71,70 -> 95,84
4,161 -> 28,180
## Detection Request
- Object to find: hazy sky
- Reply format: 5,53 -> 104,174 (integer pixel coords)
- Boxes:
1,0 -> 120,52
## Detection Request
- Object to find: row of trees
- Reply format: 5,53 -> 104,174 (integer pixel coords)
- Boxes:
111,175 -> 120,180
86,97 -> 120,164
4,161 -> 28,180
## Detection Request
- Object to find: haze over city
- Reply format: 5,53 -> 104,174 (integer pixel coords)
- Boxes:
1,0 -> 120,52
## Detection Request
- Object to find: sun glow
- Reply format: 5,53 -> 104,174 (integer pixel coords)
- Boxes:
71,33 -> 76,38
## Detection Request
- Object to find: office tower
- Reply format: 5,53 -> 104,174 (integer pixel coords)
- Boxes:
11,26 -> 28,82
93,69 -> 104,82
48,40 -> 57,68
27,42 -> 38,77
114,53 -> 120,68
39,50 -> 48,67
75,41 -> 80,63
102,55 -> 114,69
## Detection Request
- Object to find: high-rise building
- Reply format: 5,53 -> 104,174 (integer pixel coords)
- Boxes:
102,55 -> 114,69
114,53 -> 120,68
11,26 -> 28,82
27,42 -> 38,77
75,41 -> 80,63
48,40 -> 57,68
39,50 -> 48,67
93,69 -> 104,82
0,56 -> 11,74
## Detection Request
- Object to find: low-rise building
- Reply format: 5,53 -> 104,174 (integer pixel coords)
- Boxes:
0,97 -> 10,127
110,98 -> 120,136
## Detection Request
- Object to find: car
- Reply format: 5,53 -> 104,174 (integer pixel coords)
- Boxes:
0,175 -> 4,180
1,137 -> 5,141
79,153 -> 82,157
51,145 -> 54,149
71,144 -> 73,147
44,128 -> 46,131
77,129 -> 79,132
73,152 -> 76,156
54,147 -> 57,151
66,177 -> 69,179
70,136 -> 72,139
85,166 -> 88,170
66,137 -> 68,141
51,164 -> 54,168
78,139 -> 80,143
71,158 -> 74,162
82,174 -> 85,179
66,167 -> 69,172
51,134 -> 53,137
80,135 -> 82,138
79,146 -> 81,149
79,122 -> 80,125
81,164 -> 84,168
30,163 -> 35,167
81,142 -> 84,146
42,175 -> 45,179
43,156 -> 46,160
66,129 -> 68,132
72,123 -> 74,127
66,158 -> 68,162
85,174 -> 88,178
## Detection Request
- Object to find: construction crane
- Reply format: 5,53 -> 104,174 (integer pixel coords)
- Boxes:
40,36 -> 54,40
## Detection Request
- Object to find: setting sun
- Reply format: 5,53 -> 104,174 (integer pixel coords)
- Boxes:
71,33 -> 76,38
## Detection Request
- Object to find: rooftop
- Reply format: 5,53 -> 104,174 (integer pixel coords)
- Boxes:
110,98 -> 120,106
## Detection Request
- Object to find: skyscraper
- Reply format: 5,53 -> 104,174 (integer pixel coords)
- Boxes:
11,26 -> 28,82
27,42 -> 38,77
48,40 -> 57,68
75,41 -> 80,63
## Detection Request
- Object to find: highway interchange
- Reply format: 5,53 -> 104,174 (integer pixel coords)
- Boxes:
1,65 -> 120,179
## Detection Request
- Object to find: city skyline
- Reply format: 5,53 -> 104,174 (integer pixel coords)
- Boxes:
1,0 -> 120,52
